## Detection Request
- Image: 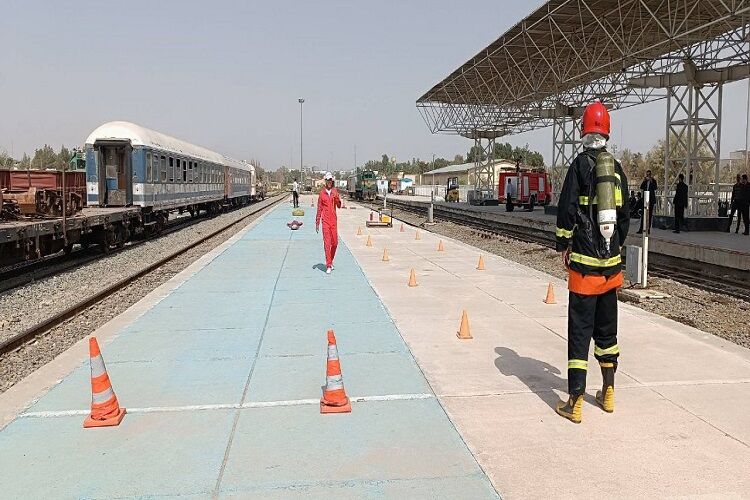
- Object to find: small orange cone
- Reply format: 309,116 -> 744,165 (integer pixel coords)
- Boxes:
400,223 -> 405,232
382,248 -> 390,262
84,337 -> 126,428
366,235 -> 372,247
456,310 -> 473,339
437,240 -> 444,252
415,231 -> 421,240
476,255 -> 485,270
543,283 -> 556,304
357,227 -> 362,236
321,330 -> 351,414
408,268 -> 417,287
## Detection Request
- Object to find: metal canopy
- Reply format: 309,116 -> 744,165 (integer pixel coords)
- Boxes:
417,0 -> 750,136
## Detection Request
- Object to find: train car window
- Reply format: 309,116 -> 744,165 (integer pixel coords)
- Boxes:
146,152 -> 152,182
182,160 -> 187,182
160,156 -> 167,182
188,161 -> 193,183
169,157 -> 174,182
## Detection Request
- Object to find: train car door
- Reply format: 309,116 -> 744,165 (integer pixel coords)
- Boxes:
94,140 -> 133,206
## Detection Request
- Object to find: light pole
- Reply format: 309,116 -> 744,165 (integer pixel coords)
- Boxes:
298,98 -> 304,180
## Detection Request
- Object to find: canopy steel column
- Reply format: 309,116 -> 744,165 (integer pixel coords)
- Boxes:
551,116 -> 580,205
664,84 -> 722,216
467,132 -> 498,205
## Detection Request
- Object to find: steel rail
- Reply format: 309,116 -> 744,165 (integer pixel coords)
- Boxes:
0,194 -> 287,355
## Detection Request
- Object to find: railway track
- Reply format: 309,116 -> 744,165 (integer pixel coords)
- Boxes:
0,194 -> 286,356
383,198 -> 750,302
0,198 -> 274,294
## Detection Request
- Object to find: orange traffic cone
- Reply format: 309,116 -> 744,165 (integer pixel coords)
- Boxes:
321,330 -> 352,414
366,235 -> 372,247
357,227 -> 362,236
476,255 -> 485,270
84,337 -> 126,428
415,231 -> 421,240
456,310 -> 473,339
437,240 -> 444,252
543,283 -> 556,304
408,268 -> 417,287
400,223 -> 405,232
382,248 -> 390,262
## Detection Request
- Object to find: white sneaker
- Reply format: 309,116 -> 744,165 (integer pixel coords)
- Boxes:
326,267 -> 332,274
331,265 -> 335,270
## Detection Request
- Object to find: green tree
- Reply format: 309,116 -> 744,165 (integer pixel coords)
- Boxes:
0,150 -> 15,168
31,144 -> 56,169
56,146 -> 71,169
20,153 -> 31,168
466,145 -> 486,162
453,154 -> 464,164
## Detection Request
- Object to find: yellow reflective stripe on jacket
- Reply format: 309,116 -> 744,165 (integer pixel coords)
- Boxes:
569,253 -> 622,267
594,344 -> 620,356
568,359 -> 588,370
556,227 -> 574,238
578,196 -> 591,205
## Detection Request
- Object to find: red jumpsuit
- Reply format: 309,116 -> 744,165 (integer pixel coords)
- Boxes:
316,188 -> 341,269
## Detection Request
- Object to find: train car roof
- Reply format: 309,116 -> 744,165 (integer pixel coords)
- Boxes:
85,121 -> 254,172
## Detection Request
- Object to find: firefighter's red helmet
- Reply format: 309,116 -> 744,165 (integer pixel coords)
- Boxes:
581,102 -> 610,137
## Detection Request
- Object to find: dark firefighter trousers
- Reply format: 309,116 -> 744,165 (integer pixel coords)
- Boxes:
567,288 -> 620,396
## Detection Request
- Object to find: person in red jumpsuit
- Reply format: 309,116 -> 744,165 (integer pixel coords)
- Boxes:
316,172 -> 342,274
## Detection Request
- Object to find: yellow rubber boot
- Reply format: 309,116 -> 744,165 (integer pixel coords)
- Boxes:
595,362 -> 615,413
556,395 -> 583,423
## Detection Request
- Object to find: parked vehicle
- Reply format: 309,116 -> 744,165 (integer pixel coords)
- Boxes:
498,169 -> 551,210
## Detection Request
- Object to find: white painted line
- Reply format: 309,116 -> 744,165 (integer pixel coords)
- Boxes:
18,393 -> 436,419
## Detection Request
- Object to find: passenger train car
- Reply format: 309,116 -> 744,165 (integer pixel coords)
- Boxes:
85,121 -> 256,229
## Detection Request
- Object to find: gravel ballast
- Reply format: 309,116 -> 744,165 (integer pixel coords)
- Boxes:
389,206 -> 750,350
0,197 -> 284,392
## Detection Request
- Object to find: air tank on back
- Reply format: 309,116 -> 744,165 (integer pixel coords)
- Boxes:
595,151 -> 617,252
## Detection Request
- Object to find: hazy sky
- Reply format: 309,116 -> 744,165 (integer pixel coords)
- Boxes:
2,1 -> 749,170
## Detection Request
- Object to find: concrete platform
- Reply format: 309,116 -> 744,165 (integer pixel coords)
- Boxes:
0,195 -> 497,499
3,193 -> 750,498
384,194 -> 750,272
338,202 -> 750,499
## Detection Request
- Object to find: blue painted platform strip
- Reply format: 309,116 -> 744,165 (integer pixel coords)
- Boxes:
0,204 -> 498,498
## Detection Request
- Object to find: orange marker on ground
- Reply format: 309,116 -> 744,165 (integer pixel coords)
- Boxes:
366,235 -> 372,247
543,283 -> 556,304
382,248 -> 390,262
437,240 -> 444,252
477,255 -> 485,270
457,310 -> 473,339
84,337 -> 126,428
320,330 -> 352,414
408,268 -> 417,287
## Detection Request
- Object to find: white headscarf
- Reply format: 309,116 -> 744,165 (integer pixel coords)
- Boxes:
581,133 -> 607,150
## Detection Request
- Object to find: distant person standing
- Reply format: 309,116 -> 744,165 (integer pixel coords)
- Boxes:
292,178 -> 299,208
316,172 -> 342,274
738,174 -> 750,236
505,178 -> 515,212
727,174 -> 742,233
637,169 -> 657,233
673,173 -> 688,233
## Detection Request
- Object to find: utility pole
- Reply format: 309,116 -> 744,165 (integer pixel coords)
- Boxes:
298,98 -> 305,178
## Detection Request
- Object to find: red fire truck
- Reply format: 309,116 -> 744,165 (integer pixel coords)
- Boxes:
497,168 -> 551,210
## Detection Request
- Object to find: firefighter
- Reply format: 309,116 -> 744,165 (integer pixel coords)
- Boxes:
315,172 -> 342,274
555,102 -> 630,423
